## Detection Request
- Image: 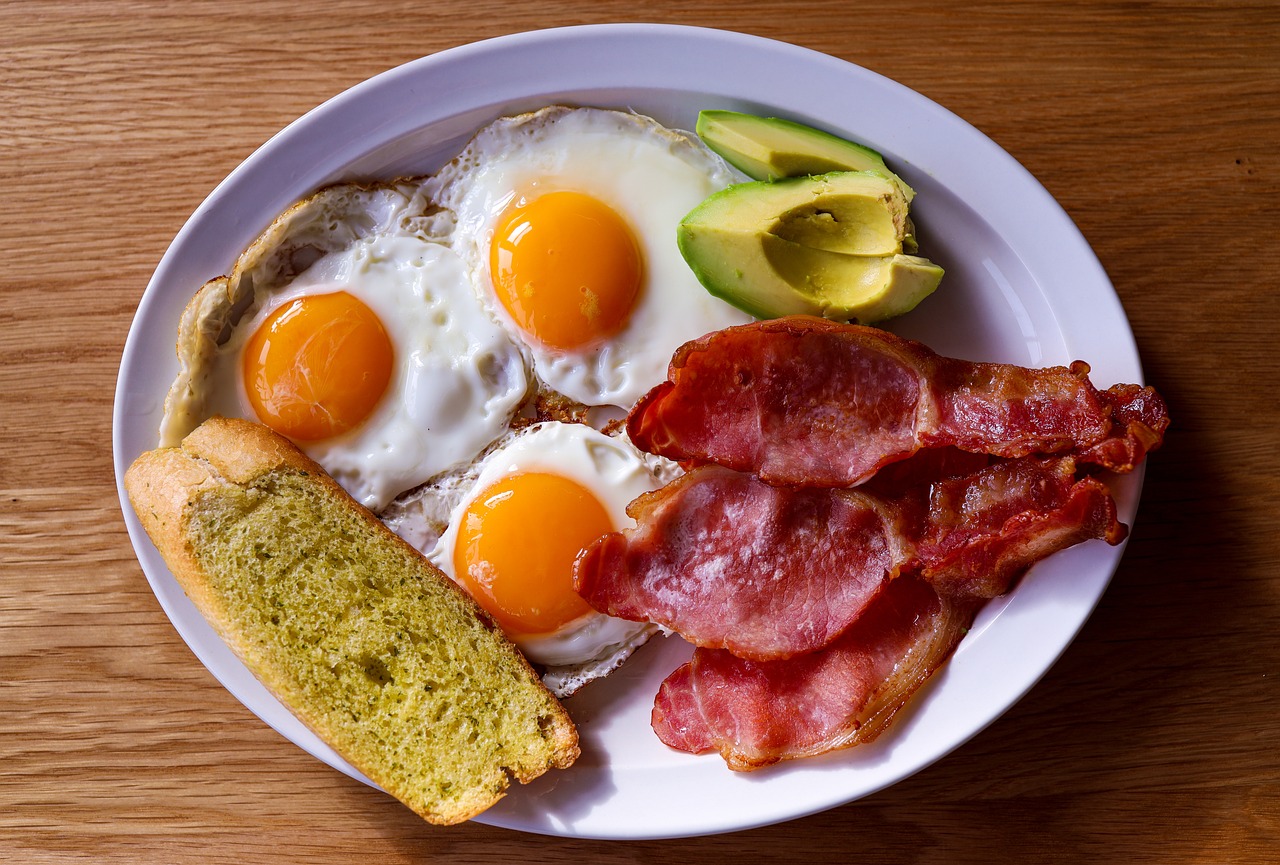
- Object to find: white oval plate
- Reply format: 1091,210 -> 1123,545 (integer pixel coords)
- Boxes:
114,24 -> 1145,840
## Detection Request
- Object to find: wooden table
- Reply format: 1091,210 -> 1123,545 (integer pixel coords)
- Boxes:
4,2 -> 1277,861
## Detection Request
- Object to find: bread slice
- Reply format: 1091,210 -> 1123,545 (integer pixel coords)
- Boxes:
125,416 -> 578,824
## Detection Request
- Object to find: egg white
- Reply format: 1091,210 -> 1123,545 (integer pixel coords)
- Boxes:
429,421 -> 660,670
426,106 -> 753,410
197,233 -> 530,511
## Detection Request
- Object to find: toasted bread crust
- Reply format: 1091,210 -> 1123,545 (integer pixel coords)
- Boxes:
125,417 -> 579,823
126,443 -> 236,631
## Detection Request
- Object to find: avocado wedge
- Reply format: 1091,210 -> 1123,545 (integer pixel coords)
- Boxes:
696,110 -> 915,202
678,170 -> 943,323
680,228 -> 943,322
685,170 -> 914,256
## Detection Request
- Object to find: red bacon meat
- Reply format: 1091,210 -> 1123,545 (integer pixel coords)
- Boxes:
574,457 -> 1124,660
911,452 -> 1127,599
627,316 -> 1169,487
576,465 -> 903,661
651,576 -> 975,771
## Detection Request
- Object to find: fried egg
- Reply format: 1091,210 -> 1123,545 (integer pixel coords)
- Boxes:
160,182 -> 530,511
429,421 -> 664,695
426,106 -> 753,410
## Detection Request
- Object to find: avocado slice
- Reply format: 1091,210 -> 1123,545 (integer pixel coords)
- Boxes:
677,171 -> 943,322
680,229 -> 942,322
691,171 -> 913,256
697,110 -> 915,202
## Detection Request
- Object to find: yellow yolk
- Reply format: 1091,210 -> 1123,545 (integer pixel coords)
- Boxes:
242,291 -> 393,441
489,191 -> 642,350
453,471 -> 611,637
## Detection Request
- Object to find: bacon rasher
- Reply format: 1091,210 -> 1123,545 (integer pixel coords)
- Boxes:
651,576 -> 974,771
574,457 -> 1124,661
627,317 -> 1168,487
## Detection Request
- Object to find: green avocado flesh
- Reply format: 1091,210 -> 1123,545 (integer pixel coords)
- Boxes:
678,170 -> 943,323
696,109 -> 915,202
691,171 -> 913,256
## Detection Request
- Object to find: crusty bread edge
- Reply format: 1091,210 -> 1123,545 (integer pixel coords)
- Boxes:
124,416 -> 580,824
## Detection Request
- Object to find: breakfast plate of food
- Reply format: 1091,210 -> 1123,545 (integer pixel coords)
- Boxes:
113,24 -> 1167,839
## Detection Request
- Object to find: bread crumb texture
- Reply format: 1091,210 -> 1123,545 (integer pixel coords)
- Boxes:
184,467 -> 575,824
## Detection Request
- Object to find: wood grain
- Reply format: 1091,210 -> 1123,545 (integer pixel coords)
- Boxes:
2,1 -> 1277,861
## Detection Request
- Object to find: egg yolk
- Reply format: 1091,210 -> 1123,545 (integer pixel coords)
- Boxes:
489,191 -> 642,350
453,471 -> 611,637
242,291 -> 393,441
